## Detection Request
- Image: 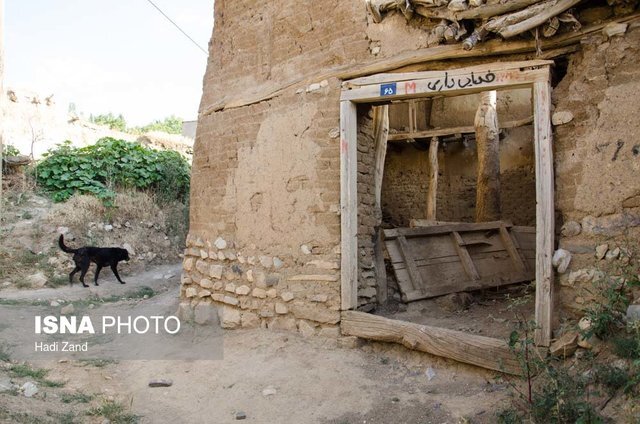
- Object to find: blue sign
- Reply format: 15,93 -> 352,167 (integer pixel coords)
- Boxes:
380,82 -> 397,96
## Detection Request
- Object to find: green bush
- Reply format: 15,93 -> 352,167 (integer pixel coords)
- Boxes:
90,113 -> 127,132
35,138 -> 190,204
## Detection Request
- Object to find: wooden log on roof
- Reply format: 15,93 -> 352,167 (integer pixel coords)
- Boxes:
498,0 -> 583,38
414,0 -> 545,21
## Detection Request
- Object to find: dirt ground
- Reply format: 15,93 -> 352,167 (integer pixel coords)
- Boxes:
0,264 -> 515,424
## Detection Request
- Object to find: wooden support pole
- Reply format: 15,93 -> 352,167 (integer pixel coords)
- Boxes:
341,310 -> 521,374
426,136 -> 439,220
372,105 -> 389,304
533,81 -> 554,347
0,0 -> 4,219
474,91 -> 501,222
340,101 -> 358,310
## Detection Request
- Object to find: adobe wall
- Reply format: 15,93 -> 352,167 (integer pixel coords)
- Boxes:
180,0 -> 372,336
184,0 -> 640,334
381,90 -> 536,227
552,28 -> 640,316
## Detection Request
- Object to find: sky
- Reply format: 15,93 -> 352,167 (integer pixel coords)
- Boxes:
5,0 -> 214,126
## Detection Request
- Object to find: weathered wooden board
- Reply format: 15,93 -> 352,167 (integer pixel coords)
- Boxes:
341,311 -> 521,374
384,221 -> 535,302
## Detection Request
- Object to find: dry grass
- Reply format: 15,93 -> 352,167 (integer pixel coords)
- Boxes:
47,191 -> 164,228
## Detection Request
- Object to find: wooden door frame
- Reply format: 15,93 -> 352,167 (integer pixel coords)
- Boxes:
339,60 -> 555,346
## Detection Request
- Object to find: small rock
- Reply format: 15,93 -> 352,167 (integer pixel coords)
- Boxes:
214,237 -> 227,250
27,272 -> 48,288
262,386 -> 277,397
605,247 -> 620,261
425,367 -> 436,381
57,226 -> 70,235
235,285 -> 251,296
552,111 -> 574,126
235,411 -> 247,420
0,378 -> 14,392
273,257 -> 283,269
22,381 -> 38,397
225,283 -> 237,293
550,332 -> 579,358
602,22 -> 627,38
259,256 -> 272,268
627,304 -> 640,322
88,303 -> 95,309
124,221 -> 132,228
281,292 -> 294,302
60,304 -> 75,315
275,303 -> 288,314
300,245 -> 312,255
552,249 -> 572,274
148,379 -> 173,388
50,301 -> 60,307
561,221 -> 581,237
595,244 -> 609,260
104,224 -> 113,232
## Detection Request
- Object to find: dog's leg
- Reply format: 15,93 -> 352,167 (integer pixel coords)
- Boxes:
110,264 -> 126,284
78,257 -> 91,288
94,265 -> 103,286
69,265 -> 81,285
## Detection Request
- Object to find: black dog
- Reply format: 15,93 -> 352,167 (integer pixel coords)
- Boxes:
58,235 -> 130,287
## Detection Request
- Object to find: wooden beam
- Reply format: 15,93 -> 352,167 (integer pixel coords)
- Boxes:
340,101 -> 358,310
451,231 -> 481,281
498,0 -> 583,39
426,136 -> 439,220
388,115 -> 533,141
341,310 -> 521,374
384,220 -> 511,239
475,91 -> 501,222
200,15 -> 639,114
414,0 -> 544,21
372,105 -> 389,305
397,235 -> 425,293
341,64 -> 550,103
533,80 -> 555,347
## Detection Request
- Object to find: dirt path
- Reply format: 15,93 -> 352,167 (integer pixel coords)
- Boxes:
0,265 -> 513,424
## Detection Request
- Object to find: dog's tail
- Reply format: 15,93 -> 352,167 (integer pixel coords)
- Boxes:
58,234 -> 77,254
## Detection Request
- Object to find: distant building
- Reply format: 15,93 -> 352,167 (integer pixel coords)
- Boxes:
181,120 -> 197,140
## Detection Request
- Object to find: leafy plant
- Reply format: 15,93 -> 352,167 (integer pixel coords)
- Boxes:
2,144 -> 20,156
35,138 -> 190,204
90,113 -> 127,132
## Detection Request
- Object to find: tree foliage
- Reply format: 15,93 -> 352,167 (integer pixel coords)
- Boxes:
35,138 -> 190,204
89,113 -> 127,132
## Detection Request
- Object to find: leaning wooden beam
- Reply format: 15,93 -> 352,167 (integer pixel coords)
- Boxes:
426,136 -> 439,220
199,15 -> 640,114
372,105 -> 389,304
341,310 -> 521,374
475,91 -> 501,222
388,115 -> 533,141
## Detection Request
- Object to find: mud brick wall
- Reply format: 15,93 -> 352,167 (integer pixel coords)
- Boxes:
183,0 -> 374,336
551,28 -> 640,316
381,126 -> 536,227
356,107 -> 379,311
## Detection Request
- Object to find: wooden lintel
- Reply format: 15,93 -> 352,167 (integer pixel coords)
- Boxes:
341,311 -> 521,374
388,115 -> 533,142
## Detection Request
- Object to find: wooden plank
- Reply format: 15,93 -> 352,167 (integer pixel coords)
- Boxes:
374,229 -> 388,304
345,60 -> 553,87
384,221 -> 509,239
410,219 -> 465,227
426,136 -> 438,220
341,67 -> 549,103
533,80 -> 555,347
397,235 -> 425,292
388,116 -> 533,141
340,101 -> 358,311
373,105 -> 389,211
500,225 -> 527,273
341,311 -> 521,374
451,231 -> 480,281
404,272 -> 532,301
